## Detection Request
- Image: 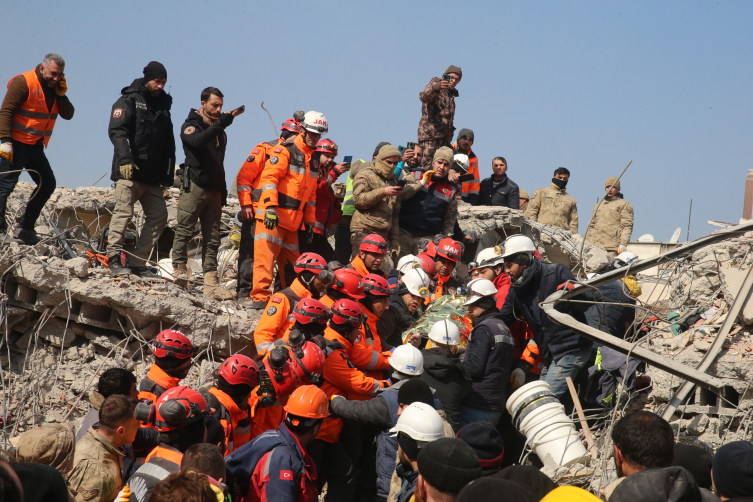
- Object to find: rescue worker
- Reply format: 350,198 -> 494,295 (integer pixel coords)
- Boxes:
236,114 -> 303,304
68,395 -> 138,502
128,386 -> 211,502
460,279 -> 515,427
358,274 -> 394,377
585,176 -> 634,259
205,354 -> 260,455
0,53 -> 74,244
311,299 -> 389,502
428,238 -> 462,302
499,235 -> 593,399
226,385 -> 328,502
249,111 -> 328,308
252,252 -> 333,356
478,157 -> 520,209
320,266 -> 365,308
584,253 -> 638,339
418,65 -> 462,169
336,141 -> 391,265
107,61 -> 175,278
138,329 -> 195,404
420,321 -> 470,432
172,87 -> 243,299
299,138 -> 348,262
525,167 -> 578,233
449,153 -> 475,249
519,189 -> 530,211
351,144 -> 404,271
377,267 -> 431,349
452,129 -> 480,205
285,297 -> 331,346
248,346 -> 302,439
398,147 -> 459,258
351,234 -> 389,278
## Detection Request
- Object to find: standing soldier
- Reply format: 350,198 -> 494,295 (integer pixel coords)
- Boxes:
586,176 -> 634,259
418,65 -> 462,169
249,111 -> 328,309
524,167 -> 578,233
171,87 -> 243,299
0,54 -> 74,244
107,62 -> 175,278
452,128 -> 480,205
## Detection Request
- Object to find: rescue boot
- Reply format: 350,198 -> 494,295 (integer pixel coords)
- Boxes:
204,271 -> 235,301
16,228 -> 41,245
107,254 -> 131,276
173,263 -> 190,288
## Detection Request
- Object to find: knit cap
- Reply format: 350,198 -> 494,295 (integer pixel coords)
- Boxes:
456,422 -> 504,469
143,61 -> 167,82
372,141 -> 392,159
396,378 -> 434,407
712,440 -> 753,498
378,145 -> 402,161
417,437 -> 481,494
457,478 -> 538,502
444,65 -> 463,80
605,176 -> 621,191
456,128 -> 474,142
433,146 -> 454,165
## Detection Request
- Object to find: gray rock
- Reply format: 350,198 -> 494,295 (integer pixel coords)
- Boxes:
65,257 -> 89,278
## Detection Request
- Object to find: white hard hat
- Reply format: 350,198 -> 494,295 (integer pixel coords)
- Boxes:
389,344 -> 424,377
389,402 -> 444,442
428,320 -> 460,346
474,246 -> 505,269
397,254 -> 420,274
452,153 -> 469,173
501,234 -> 536,259
463,278 -> 498,306
614,252 -> 639,267
402,268 -> 431,298
301,111 -> 328,134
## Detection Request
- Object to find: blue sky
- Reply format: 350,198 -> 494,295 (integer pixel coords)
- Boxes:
4,1 -> 751,241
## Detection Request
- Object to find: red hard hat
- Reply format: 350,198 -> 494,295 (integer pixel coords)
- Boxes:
362,274 -> 391,297
329,267 -> 365,299
152,329 -> 194,359
281,118 -> 301,133
218,354 -> 260,388
359,234 -> 388,255
135,385 -> 209,432
292,298 -> 331,325
289,341 -> 326,386
416,253 -> 436,275
263,348 -> 302,404
436,238 -> 462,264
294,252 -> 328,275
331,299 -> 365,327
315,138 -> 338,155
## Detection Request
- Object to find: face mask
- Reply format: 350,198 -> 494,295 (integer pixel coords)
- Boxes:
552,177 -> 568,189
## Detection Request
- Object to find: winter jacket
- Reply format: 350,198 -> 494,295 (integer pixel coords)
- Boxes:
351,158 -> 401,241
462,309 -> 515,412
586,194 -> 634,251
420,346 -> 470,431
499,258 -> 592,369
606,466 -> 701,502
452,144 -> 480,205
377,293 -> 420,349
313,165 -> 342,235
479,175 -> 520,209
418,77 -> 457,143
395,464 -> 420,502
584,280 -> 636,339
179,108 -> 228,192
108,78 -> 175,185
524,183 -> 578,233
68,430 -> 124,502
208,387 -> 252,455
399,176 -> 459,237
236,138 -> 280,208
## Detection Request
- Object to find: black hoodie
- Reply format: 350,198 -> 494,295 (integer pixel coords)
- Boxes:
420,345 -> 470,431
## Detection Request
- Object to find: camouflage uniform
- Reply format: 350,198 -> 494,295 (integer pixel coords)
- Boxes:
68,429 -> 124,502
525,183 -> 579,233
587,195 -> 634,257
418,77 -> 457,168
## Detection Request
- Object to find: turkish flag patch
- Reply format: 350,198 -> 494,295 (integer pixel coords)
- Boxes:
252,148 -> 261,155
280,470 -> 294,480
272,296 -> 282,304
274,147 -> 283,153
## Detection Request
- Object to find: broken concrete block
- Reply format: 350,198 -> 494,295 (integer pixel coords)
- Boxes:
65,257 -> 89,278
686,414 -> 709,436
720,267 -> 753,325
38,317 -> 76,348
693,340 -> 712,352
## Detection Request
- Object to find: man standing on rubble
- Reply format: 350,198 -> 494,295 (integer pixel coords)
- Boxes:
107,61 -> 175,278
0,53 -> 75,244
418,66 -> 462,169
525,167 -> 578,233
586,176 -> 634,259
171,87 -> 243,300
452,129 -> 480,205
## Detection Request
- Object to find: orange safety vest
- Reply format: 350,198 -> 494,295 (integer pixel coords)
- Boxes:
358,305 -> 391,379
253,279 -> 313,356
209,387 -> 252,455
145,444 -> 184,465
248,391 -> 287,439
8,69 -> 58,147
425,274 -> 452,304
452,143 -> 480,201
236,139 -> 281,208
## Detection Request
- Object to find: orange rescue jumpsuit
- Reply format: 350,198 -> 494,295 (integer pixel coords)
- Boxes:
252,278 -> 312,357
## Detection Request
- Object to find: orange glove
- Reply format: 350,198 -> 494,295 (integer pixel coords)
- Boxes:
55,76 -> 67,96
422,170 -> 436,184
557,282 -> 574,291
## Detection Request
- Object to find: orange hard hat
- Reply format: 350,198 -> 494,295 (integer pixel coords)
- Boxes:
284,385 -> 330,424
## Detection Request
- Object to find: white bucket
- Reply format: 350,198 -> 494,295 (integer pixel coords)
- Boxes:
505,381 -> 589,467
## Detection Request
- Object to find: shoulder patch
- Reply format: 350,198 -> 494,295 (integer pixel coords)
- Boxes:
247,155 -> 255,162
183,126 -> 196,135
112,108 -> 123,119
312,160 -> 320,168
272,296 -> 282,304
448,288 -> 456,295
266,306 -> 277,316
280,470 -> 294,480
252,148 -> 261,155
270,156 -> 279,164
274,147 -> 283,153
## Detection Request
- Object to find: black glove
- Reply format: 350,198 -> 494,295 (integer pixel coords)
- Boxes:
264,207 -> 279,230
305,223 -> 315,243
217,113 -> 234,128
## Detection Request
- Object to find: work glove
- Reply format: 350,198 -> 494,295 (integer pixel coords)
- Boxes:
119,163 -> 138,180
114,486 -> 131,502
556,282 -> 574,291
0,142 -> 12,163
264,207 -> 279,230
305,223 -> 315,243
217,112 -> 234,128
510,368 -> 526,389
422,170 -> 436,184
55,76 -> 67,96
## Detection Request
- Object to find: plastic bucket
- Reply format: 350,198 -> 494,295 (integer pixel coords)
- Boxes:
506,381 -> 554,415
527,420 -> 588,467
519,402 -> 564,433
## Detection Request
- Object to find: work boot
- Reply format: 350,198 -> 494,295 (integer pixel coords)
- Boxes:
16,228 -> 41,245
204,271 -> 235,301
248,300 -> 268,310
108,255 -> 131,276
173,263 -> 190,288
131,266 -> 164,280
237,296 -> 256,308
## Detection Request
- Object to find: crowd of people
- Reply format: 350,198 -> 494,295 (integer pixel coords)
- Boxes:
0,54 -> 736,502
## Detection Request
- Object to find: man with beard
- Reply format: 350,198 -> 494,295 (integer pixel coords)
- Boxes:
524,167 -> 578,233
377,267 -> 431,349
451,129 -> 480,205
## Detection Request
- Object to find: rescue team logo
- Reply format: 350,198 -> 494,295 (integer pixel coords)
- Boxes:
247,155 -> 255,162
448,288 -> 456,295
112,108 -> 123,119
280,470 -> 294,481
270,156 -> 279,164
266,306 -> 277,316
272,297 -> 282,304
184,126 -> 195,135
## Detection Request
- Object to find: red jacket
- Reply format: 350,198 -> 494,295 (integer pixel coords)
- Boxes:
313,167 -> 342,235
494,272 -> 541,369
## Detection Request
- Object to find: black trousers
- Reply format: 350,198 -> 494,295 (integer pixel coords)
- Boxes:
299,231 -> 335,263
334,216 -> 353,265
0,141 -> 56,232
308,438 -> 355,502
236,219 -> 256,296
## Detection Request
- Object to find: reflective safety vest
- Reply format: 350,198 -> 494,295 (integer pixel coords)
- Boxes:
236,138 -> 281,208
209,387 -> 252,455
452,144 -> 480,204
8,69 -> 58,147
358,305 -> 391,380
341,160 -> 362,217
137,364 -> 182,428
128,445 -> 182,502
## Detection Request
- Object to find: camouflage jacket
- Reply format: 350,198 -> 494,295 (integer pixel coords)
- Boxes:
524,183 -> 579,233
418,77 -> 457,143
68,429 -> 124,502
351,159 -> 401,241
587,195 -> 634,250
